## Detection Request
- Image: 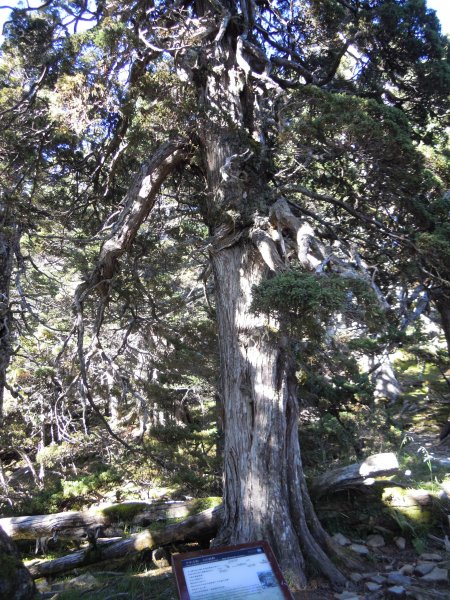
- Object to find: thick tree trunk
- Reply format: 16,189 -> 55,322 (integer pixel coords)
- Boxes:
0,207 -> 18,424
0,525 -> 34,600
432,291 -> 450,357
196,21 -> 346,586
211,243 -> 345,589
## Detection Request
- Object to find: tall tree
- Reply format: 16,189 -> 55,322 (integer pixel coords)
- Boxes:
3,0 -> 449,590
0,8 -> 57,422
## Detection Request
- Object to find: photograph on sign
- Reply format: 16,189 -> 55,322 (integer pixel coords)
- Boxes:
172,541 -> 293,600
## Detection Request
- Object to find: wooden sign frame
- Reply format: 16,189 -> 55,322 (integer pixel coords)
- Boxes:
172,540 -> 294,600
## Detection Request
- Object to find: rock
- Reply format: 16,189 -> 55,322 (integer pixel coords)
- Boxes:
399,564 -> 414,575
64,574 -> 100,590
333,532 -> 351,546
369,575 -> 386,584
394,536 -> 406,550
420,567 -> 448,582
334,592 -> 360,600
349,543 -> 369,555
387,586 -> 406,597
35,581 -> 52,593
350,572 -> 364,583
437,489 -> 448,501
414,563 -> 434,576
408,489 -> 432,506
367,534 -> 385,548
387,572 -> 411,586
406,589 -> 446,600
366,581 -> 382,592
418,553 -> 442,561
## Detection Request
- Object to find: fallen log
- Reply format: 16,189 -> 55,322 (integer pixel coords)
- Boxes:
309,452 -> 399,499
0,499 -> 212,542
28,505 -> 223,579
12,454 -> 398,579
2,454 -> 399,544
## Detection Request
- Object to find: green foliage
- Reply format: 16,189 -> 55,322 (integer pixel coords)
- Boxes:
186,496 -> 221,514
398,447 -> 449,493
99,502 -> 156,521
143,422 -> 221,497
253,271 -> 346,317
416,223 -> 450,268
17,481 -> 64,515
301,400 -> 398,468
36,442 -> 75,468
276,84 -> 428,228
252,271 -> 384,337
347,336 -> 383,354
61,468 -> 121,501
3,8 -> 61,67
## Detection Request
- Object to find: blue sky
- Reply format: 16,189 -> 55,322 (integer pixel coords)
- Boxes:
427,0 -> 450,34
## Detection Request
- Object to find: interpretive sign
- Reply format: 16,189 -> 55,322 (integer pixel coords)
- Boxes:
172,540 -> 294,600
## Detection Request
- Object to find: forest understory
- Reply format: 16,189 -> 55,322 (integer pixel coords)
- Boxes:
1,348 -> 449,600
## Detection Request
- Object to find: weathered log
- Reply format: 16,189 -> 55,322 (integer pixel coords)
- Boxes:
0,525 -> 35,599
6,454 -> 397,580
0,499 -> 208,541
28,505 -> 222,579
1,454 -> 399,544
309,452 -> 399,499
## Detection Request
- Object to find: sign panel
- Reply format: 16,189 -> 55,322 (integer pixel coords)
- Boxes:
172,541 -> 294,600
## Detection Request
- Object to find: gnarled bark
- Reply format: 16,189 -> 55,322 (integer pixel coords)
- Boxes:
200,91 -> 346,591
0,525 -> 34,600
136,1 -> 348,587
